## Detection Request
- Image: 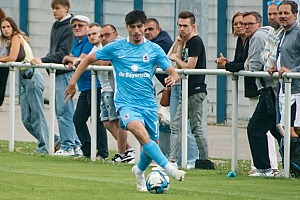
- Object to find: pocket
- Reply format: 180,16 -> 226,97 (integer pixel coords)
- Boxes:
262,87 -> 276,115
193,93 -> 206,103
20,68 -> 34,79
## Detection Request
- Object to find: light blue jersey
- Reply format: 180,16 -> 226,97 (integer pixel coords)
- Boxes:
94,37 -> 172,111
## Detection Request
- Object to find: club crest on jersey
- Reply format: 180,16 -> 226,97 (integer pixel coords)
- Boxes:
131,64 -> 139,72
143,53 -> 149,63
124,114 -> 130,121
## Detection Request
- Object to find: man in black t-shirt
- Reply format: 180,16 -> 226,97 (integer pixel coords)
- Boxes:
168,11 -> 213,169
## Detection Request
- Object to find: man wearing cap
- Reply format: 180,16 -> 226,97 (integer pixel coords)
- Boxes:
62,15 -> 108,159
30,0 -> 79,156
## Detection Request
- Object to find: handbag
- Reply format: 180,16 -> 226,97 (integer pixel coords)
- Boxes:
157,87 -> 171,107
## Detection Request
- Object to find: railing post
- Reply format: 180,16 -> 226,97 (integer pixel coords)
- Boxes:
91,69 -> 97,161
283,76 -> 292,178
48,67 -> 56,155
9,65 -> 16,152
181,72 -> 189,169
231,74 -> 239,172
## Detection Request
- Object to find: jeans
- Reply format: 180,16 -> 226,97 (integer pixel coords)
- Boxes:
20,70 -> 59,153
247,87 -> 282,169
159,123 -> 171,156
73,88 -> 108,158
168,84 -> 200,165
55,72 -> 81,151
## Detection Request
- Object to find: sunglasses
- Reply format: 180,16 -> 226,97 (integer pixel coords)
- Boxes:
267,1 -> 281,6
72,23 -> 86,29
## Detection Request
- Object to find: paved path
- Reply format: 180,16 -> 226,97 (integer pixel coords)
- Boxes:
0,97 -> 255,160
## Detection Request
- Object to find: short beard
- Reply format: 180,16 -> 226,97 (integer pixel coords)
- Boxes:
133,39 -> 141,44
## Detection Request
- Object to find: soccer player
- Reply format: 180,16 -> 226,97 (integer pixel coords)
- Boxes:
65,10 -> 186,192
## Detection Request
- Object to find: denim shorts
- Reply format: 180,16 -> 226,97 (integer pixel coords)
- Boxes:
100,91 -> 118,121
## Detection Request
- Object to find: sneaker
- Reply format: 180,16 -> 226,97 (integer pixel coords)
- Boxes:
187,163 -> 195,170
248,169 -> 274,177
170,169 -> 186,181
96,156 -> 108,161
112,153 -> 125,163
128,158 -> 135,164
274,169 -> 285,177
54,141 -> 61,153
74,147 -> 83,157
54,149 -> 74,156
123,150 -> 135,162
170,161 -> 179,169
152,165 -> 165,171
132,165 -> 147,192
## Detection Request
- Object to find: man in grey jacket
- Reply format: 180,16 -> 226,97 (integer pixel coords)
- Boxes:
243,11 -> 282,177
276,1 -> 300,137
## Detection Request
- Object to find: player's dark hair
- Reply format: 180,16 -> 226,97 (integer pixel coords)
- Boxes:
125,10 -> 147,25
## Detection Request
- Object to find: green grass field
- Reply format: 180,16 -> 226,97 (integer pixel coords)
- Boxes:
0,140 -> 298,200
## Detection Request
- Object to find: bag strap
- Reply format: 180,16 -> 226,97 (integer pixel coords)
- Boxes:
157,86 -> 171,96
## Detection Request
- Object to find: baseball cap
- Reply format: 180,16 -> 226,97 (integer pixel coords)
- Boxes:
70,15 -> 91,24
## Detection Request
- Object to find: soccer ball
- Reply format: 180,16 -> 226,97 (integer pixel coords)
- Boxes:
146,170 -> 170,194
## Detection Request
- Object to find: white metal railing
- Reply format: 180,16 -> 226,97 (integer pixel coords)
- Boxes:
0,62 -> 297,178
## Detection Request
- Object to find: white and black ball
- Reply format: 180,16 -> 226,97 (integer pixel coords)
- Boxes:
146,170 -> 170,194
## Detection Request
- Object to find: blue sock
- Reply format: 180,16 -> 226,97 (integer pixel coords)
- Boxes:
137,150 -> 152,171
142,140 -> 168,168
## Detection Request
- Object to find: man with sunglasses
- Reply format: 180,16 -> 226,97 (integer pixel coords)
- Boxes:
30,0 -> 76,156
62,16 -> 108,160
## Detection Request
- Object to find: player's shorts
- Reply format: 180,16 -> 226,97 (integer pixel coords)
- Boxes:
279,93 -> 300,127
118,106 -> 159,141
100,91 -> 118,121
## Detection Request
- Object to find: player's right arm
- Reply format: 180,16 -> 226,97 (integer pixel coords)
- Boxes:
64,53 -> 97,102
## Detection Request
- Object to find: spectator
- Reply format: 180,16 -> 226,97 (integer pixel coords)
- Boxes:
166,37 -> 200,169
65,10 -> 186,192
0,7 -> 7,109
30,0 -> 80,156
276,0 -> 300,137
216,11 -> 279,175
62,15 -> 108,159
0,17 -> 59,153
145,18 -> 173,86
215,12 -> 259,110
145,18 -> 199,167
258,1 -> 284,175
240,11 -> 281,177
168,11 -> 213,169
